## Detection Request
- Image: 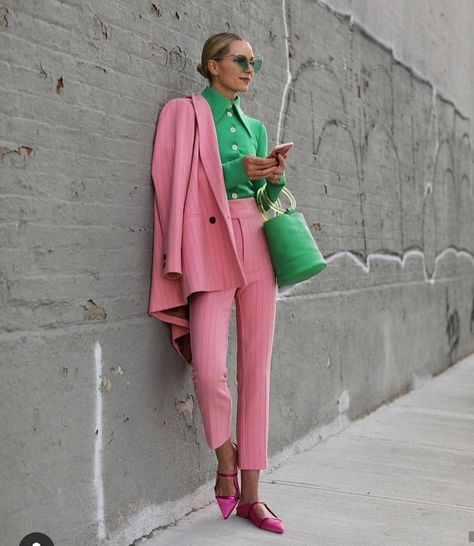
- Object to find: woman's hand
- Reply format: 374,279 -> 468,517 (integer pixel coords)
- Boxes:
265,153 -> 286,184
243,155 -> 279,182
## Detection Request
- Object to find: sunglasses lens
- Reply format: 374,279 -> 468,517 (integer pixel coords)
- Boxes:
231,55 -> 262,73
252,58 -> 262,73
236,55 -> 249,70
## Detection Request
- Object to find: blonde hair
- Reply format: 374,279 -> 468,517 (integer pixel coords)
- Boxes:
197,32 -> 245,83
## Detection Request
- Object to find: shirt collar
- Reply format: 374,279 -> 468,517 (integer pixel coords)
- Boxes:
201,86 -> 252,137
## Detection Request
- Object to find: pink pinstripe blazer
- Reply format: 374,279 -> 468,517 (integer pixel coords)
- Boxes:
148,93 -> 247,364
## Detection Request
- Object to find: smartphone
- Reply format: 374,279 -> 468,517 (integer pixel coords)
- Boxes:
267,141 -> 294,159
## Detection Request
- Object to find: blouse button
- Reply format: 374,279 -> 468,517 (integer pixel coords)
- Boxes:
231,193 -> 238,199
227,111 -> 233,117
230,127 -> 236,133
231,144 -> 238,150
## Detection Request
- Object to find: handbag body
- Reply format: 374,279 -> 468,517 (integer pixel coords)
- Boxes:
256,186 -> 327,287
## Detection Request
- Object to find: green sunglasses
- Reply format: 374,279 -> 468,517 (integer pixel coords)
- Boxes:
213,53 -> 263,73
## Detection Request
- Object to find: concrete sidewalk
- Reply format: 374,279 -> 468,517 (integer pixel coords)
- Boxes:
139,354 -> 474,545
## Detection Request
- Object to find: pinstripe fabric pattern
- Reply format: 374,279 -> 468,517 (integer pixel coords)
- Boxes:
189,197 -> 277,469
148,94 -> 248,362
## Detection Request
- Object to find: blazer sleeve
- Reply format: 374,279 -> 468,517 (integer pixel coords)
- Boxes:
151,99 -> 196,279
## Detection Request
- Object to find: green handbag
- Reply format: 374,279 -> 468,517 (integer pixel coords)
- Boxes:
256,186 -> 327,287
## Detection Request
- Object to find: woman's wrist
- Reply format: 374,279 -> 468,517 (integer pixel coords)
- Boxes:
266,170 -> 285,184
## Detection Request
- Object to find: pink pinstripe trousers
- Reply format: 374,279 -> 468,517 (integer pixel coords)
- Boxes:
189,197 -> 277,469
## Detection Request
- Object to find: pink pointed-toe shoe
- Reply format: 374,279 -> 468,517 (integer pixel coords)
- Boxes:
236,500 -> 285,533
214,441 -> 240,519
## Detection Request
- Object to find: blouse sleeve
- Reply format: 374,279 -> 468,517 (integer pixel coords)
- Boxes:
252,121 -> 287,203
222,156 -> 249,188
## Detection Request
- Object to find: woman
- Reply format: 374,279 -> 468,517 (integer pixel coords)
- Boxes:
149,32 -> 287,533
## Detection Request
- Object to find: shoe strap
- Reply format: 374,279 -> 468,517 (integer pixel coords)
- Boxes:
248,500 -> 279,521
248,500 -> 264,517
216,470 -> 237,477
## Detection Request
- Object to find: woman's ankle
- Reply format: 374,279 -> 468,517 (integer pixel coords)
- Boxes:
215,440 -> 237,473
238,493 -> 259,504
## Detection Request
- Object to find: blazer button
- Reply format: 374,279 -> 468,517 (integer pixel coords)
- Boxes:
209,216 -> 216,224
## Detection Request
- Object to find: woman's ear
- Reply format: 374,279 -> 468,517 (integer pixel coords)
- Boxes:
208,60 -> 218,76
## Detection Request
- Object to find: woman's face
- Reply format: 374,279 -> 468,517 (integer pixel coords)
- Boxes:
208,40 -> 255,99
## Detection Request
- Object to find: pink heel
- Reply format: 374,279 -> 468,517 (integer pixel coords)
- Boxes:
214,441 -> 240,519
236,500 -> 285,533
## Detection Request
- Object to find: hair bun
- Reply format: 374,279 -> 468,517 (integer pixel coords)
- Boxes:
197,62 -> 206,78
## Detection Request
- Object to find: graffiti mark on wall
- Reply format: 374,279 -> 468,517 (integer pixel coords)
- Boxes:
470,287 -> 474,335
275,0 -> 473,285
445,288 -> 460,356
148,42 -> 187,72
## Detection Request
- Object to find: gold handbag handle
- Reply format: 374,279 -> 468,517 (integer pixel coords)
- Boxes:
256,186 -> 297,220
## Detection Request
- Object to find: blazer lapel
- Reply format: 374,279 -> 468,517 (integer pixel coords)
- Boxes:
189,94 -> 232,220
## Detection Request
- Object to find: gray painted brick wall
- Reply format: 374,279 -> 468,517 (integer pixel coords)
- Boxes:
1,1 -> 473,545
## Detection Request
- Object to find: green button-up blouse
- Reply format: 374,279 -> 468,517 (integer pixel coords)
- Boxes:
201,85 -> 287,202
